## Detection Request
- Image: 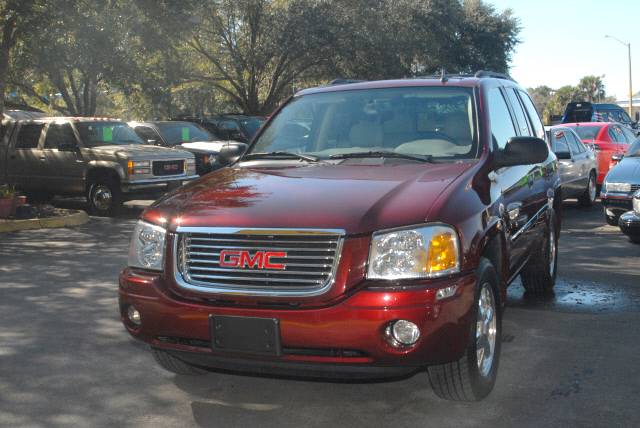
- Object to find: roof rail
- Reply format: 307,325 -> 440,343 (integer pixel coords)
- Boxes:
474,70 -> 516,82
329,79 -> 366,85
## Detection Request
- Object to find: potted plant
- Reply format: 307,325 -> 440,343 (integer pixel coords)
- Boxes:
0,185 -> 17,219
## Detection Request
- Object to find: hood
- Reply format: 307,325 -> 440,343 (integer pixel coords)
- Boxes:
87,144 -> 193,160
605,157 -> 640,184
180,141 -> 226,154
146,162 -> 473,235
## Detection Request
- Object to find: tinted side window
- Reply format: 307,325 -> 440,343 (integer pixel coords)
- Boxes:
608,126 -> 625,143
44,123 -> 76,149
620,126 -> 637,144
15,124 -> 45,149
505,88 -> 531,136
552,131 -> 570,154
518,90 -> 545,139
134,126 -> 160,143
487,88 -> 516,149
219,120 -> 240,131
565,132 -> 584,155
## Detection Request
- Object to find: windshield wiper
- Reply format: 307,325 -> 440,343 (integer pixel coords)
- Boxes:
329,151 -> 432,163
243,151 -> 321,163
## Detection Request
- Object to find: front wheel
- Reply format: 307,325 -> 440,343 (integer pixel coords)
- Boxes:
427,258 -> 501,401
87,177 -> 122,217
578,172 -> 597,207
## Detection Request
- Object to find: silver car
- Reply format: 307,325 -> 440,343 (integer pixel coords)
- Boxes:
0,118 -> 198,216
548,126 -> 598,206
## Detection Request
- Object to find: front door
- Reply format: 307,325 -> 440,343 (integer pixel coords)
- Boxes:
42,122 -> 86,194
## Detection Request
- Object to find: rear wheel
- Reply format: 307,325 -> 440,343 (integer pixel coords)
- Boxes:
151,348 -> 207,375
87,177 -> 122,217
428,258 -> 501,401
578,172 -> 597,207
604,209 -> 618,226
520,213 -> 557,295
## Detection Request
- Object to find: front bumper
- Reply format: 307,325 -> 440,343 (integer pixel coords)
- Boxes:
619,210 -> 640,239
601,192 -> 633,217
119,268 -> 477,377
121,175 -> 199,193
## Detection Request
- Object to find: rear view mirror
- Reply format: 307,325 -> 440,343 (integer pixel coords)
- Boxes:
555,151 -> 571,160
217,142 -> 248,165
493,136 -> 549,169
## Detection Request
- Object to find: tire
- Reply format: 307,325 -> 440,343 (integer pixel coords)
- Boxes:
151,348 -> 207,375
520,212 -> 557,295
87,176 -> 122,217
427,258 -> 501,401
604,210 -> 618,226
578,171 -> 597,207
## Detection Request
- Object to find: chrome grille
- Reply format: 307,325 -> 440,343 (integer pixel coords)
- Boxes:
174,227 -> 344,296
631,184 -> 640,193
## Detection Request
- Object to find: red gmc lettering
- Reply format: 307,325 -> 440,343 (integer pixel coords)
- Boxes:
219,250 -> 286,270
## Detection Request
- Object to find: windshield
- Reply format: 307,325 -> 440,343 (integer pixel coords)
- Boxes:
76,122 -> 143,147
567,125 -> 603,141
156,122 -> 214,145
249,87 -> 477,160
239,117 -> 264,138
627,140 -> 640,157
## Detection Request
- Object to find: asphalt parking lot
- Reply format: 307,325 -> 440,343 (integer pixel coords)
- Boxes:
1,200 -> 639,428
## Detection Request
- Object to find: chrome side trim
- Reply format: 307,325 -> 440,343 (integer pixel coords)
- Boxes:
511,202 -> 549,241
173,227 -> 345,297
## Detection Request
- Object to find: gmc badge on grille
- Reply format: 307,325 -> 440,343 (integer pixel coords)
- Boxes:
219,250 -> 287,270
164,163 -> 180,171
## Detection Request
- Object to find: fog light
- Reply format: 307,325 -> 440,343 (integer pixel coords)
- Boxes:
127,305 -> 141,326
436,284 -> 458,300
385,320 -> 420,347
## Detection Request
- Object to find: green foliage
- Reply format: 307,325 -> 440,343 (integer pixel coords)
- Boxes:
0,184 -> 16,199
3,0 -> 521,117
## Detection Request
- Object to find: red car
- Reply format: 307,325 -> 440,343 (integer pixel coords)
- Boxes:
563,122 -> 636,187
119,72 -> 560,401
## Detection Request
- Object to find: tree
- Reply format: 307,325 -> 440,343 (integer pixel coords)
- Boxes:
577,75 -> 606,103
0,0 -> 44,114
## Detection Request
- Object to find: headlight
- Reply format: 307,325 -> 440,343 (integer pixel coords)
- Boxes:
128,220 -> 166,271
127,160 -> 151,175
185,157 -> 196,174
634,191 -> 640,213
605,182 -> 631,193
367,225 -> 460,280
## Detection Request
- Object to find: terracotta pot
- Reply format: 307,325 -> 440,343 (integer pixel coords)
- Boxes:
0,198 -> 14,219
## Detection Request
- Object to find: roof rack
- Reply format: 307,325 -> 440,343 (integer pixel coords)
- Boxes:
474,70 -> 516,82
329,79 -> 366,85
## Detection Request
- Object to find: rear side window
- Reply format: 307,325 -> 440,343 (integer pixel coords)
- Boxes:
505,88 -> 531,136
518,90 -> 545,139
15,123 -> 45,149
44,123 -> 76,149
608,126 -> 626,143
133,126 -> 160,143
565,131 -> 585,154
552,130 -> 570,154
487,88 -> 516,149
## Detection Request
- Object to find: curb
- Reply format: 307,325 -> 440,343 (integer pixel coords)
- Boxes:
0,210 -> 89,233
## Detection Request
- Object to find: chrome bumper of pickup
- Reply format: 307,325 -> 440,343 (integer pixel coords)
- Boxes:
122,175 -> 199,193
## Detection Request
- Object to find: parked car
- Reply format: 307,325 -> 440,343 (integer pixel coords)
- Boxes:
119,72 -> 560,402
0,118 -> 198,216
563,122 -> 636,187
547,126 -> 598,206
562,101 -> 639,131
601,139 -> 640,225
176,114 -> 265,143
618,190 -> 640,243
129,121 -> 227,175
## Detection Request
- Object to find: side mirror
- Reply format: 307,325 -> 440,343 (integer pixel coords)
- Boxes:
58,142 -> 78,151
611,153 -> 624,162
217,142 -> 248,165
494,136 -> 549,169
555,151 -> 571,160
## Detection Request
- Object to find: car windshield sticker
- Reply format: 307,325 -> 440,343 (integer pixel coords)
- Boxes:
103,127 -> 113,142
182,127 -> 189,142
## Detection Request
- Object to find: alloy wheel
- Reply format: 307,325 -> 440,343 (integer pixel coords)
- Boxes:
476,283 -> 497,378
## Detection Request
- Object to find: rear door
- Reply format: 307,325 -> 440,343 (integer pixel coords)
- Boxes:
7,122 -> 47,190
42,122 -> 86,194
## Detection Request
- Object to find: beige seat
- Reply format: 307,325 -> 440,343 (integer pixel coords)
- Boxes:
349,120 -> 383,147
442,111 -> 472,146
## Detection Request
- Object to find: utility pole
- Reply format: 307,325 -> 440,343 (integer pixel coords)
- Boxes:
606,35 -> 633,117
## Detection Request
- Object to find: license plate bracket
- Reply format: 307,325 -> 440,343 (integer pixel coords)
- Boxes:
210,315 -> 281,356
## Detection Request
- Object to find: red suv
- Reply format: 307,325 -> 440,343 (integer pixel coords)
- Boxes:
119,72 -> 560,401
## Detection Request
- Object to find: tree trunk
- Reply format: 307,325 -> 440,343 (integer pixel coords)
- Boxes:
0,45 -> 8,115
